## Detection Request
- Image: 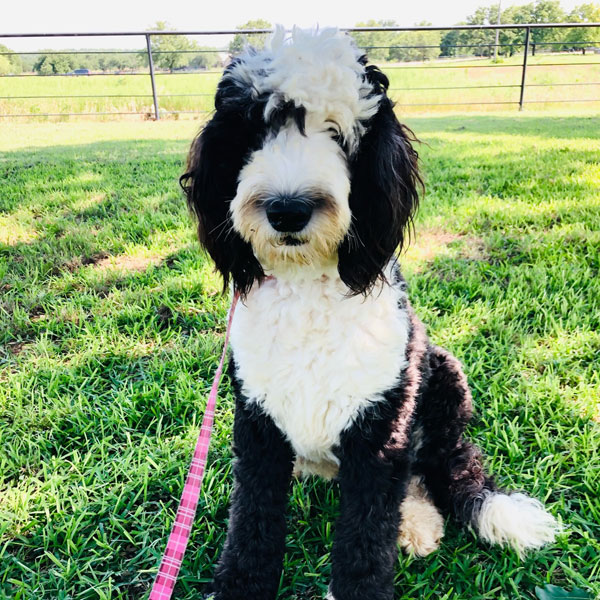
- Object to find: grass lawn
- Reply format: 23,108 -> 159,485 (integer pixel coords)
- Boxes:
0,113 -> 599,599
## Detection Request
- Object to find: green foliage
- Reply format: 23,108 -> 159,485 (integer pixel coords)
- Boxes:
458,5 -> 501,57
440,28 -> 461,57
351,20 -> 440,62
188,47 -> 222,70
33,52 -> 74,75
229,19 -> 272,55
448,1 -> 598,57
0,55 -> 12,76
350,20 -> 399,61
144,21 -> 197,72
536,584 -> 591,599
394,22 -> 441,62
0,44 -> 23,74
564,3 -> 600,54
527,1 -> 568,48
95,51 -> 139,72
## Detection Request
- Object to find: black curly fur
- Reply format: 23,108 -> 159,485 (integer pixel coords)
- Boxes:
411,347 -> 498,527
206,361 -> 294,600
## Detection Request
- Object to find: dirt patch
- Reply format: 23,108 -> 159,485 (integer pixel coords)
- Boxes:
408,230 -> 461,262
82,252 -> 110,266
404,228 -> 485,271
5,341 -> 26,355
155,304 -> 175,330
459,235 -> 486,261
62,252 -> 162,274
94,254 -> 162,273
63,252 -> 109,272
29,306 -> 46,322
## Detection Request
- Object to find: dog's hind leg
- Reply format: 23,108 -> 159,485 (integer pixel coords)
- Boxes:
412,346 -> 558,557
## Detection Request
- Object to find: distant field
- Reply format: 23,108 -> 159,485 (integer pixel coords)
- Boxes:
0,54 -> 599,118
1,115 -> 599,599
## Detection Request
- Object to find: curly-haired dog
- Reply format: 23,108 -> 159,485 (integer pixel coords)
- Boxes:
181,27 -> 558,600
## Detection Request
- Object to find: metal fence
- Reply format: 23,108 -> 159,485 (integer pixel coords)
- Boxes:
0,22 -> 599,119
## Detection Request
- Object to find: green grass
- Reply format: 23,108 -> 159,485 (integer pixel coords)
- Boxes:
1,53 -> 599,117
0,113 -> 599,599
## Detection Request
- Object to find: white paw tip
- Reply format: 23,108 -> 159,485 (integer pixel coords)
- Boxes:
477,492 -> 560,557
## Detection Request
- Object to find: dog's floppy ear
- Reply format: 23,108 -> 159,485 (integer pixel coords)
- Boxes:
338,65 -> 422,295
180,67 -> 265,296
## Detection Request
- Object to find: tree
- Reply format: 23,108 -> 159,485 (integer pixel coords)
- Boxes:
392,22 -> 441,62
99,52 -> 139,72
229,19 -> 272,54
33,52 -> 74,74
453,2 -> 569,58
564,3 -> 600,54
530,0 -> 567,51
0,44 -> 23,74
20,53 -> 37,72
350,20 -> 400,62
188,47 -> 222,70
498,5 -> 529,56
143,21 -> 196,72
440,28 -> 461,57
73,52 -> 100,71
35,56 -> 54,75
0,55 -> 12,75
458,6 -> 497,57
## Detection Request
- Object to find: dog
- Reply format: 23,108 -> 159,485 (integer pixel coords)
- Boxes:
180,27 -> 558,600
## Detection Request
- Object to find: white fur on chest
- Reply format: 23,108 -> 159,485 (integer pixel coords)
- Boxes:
230,274 -> 409,465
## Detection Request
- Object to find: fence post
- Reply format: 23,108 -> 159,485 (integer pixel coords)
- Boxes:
519,26 -> 531,111
146,34 -> 160,120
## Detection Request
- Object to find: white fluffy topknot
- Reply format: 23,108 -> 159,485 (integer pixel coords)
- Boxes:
226,26 -> 381,152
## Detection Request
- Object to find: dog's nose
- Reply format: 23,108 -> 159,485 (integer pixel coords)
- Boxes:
265,197 -> 313,233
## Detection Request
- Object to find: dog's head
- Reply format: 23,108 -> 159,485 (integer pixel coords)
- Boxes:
181,27 -> 421,295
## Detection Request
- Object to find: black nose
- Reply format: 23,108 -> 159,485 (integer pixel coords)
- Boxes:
265,197 -> 313,233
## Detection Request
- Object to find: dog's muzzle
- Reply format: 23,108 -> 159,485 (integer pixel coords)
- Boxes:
265,196 -> 313,233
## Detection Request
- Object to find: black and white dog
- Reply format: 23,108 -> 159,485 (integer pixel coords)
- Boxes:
181,27 -> 557,600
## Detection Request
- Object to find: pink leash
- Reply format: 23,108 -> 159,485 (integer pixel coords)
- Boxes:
149,291 -> 240,600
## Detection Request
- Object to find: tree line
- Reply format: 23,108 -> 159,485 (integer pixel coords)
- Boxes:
352,2 -> 600,61
0,22 -> 223,76
439,1 -> 600,57
0,2 -> 598,76
230,5 -> 599,63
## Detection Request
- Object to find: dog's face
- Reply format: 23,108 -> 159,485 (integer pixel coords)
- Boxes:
181,27 -> 421,295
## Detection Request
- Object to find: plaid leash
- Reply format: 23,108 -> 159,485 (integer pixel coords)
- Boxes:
149,291 -> 240,600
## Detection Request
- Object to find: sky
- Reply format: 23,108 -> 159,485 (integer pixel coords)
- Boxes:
2,0 -> 583,51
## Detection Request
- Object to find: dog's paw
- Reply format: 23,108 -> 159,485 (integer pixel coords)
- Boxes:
398,477 -> 444,557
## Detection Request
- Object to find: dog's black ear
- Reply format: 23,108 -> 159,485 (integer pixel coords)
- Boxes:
180,69 -> 265,296
338,65 -> 422,295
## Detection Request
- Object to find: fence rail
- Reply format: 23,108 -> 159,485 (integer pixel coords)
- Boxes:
0,22 -> 599,119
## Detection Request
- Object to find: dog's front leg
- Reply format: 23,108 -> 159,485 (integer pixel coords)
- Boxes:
208,398 -> 294,600
329,436 -> 409,600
